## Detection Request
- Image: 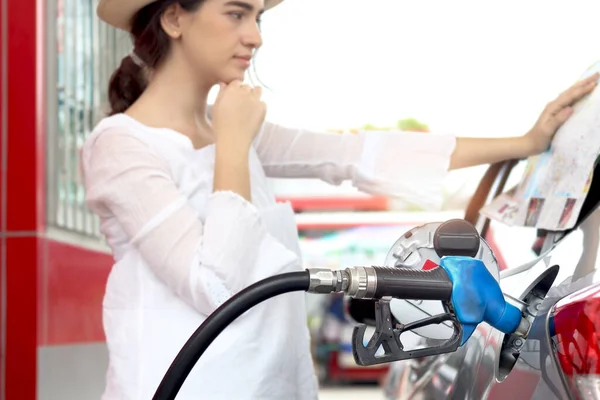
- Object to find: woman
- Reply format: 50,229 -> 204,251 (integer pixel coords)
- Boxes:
82,0 -> 597,398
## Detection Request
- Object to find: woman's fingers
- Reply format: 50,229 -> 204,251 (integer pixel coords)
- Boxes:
550,72 -> 598,112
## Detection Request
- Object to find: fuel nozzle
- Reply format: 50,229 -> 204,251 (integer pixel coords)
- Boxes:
307,259 -> 529,333
306,219 -> 530,366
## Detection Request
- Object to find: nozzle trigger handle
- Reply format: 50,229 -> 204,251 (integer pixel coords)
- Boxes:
351,297 -> 463,366
439,256 -> 523,345
351,266 -> 463,366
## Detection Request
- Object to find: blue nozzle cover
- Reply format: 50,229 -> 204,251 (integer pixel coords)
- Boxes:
439,256 -> 522,345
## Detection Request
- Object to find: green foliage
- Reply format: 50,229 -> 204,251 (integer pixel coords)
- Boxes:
331,118 -> 430,133
361,123 -> 390,131
396,118 -> 429,132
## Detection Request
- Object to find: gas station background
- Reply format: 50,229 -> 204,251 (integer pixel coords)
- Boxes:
1,0 -> 600,399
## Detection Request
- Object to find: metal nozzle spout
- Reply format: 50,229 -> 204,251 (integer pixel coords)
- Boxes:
514,317 -> 531,338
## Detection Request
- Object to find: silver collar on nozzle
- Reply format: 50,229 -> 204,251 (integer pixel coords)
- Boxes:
307,267 -> 379,298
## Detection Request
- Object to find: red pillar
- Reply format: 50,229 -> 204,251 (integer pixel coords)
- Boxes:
1,0 -> 45,398
0,0 -> 3,393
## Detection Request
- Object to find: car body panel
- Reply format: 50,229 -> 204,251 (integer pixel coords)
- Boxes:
384,166 -> 600,400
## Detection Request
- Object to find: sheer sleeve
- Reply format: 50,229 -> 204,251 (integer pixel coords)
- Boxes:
82,129 -> 267,315
254,121 -> 457,210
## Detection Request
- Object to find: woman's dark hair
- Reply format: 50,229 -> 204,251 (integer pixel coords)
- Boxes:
107,0 -> 205,115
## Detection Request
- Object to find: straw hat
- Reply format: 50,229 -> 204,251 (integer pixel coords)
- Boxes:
97,0 -> 285,32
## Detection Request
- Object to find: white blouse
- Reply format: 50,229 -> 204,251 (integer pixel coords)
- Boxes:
80,113 -> 456,400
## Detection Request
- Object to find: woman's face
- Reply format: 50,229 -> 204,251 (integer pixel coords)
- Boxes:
176,0 -> 264,84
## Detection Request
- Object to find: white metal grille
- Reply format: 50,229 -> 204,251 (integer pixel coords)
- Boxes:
47,0 -> 131,239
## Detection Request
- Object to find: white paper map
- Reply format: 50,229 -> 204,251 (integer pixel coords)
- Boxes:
480,60 -> 600,231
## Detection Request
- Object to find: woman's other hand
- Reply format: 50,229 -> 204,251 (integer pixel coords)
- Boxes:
212,80 -> 267,150
525,72 -> 599,155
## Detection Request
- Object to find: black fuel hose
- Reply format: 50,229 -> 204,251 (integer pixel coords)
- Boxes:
152,270 -> 311,400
